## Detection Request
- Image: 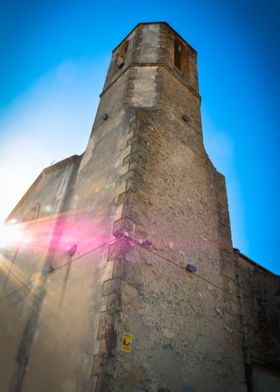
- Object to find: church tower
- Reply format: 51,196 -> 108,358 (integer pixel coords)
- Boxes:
87,22 -> 242,391
1,22 -> 280,392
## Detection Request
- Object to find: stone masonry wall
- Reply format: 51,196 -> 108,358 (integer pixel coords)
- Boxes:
95,105 -> 247,391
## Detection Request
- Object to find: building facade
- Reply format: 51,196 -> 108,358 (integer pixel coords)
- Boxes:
0,22 -> 279,392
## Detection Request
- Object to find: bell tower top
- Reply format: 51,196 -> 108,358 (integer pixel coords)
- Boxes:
103,22 -> 199,96
92,22 -> 202,147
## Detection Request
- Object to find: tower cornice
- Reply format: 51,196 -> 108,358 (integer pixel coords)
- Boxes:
100,62 -> 201,99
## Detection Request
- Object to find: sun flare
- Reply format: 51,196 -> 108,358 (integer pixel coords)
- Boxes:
0,221 -> 24,248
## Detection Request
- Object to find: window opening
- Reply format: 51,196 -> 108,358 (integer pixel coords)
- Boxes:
116,41 -> 129,69
174,39 -> 182,70
174,38 -> 189,77
22,204 -> 40,225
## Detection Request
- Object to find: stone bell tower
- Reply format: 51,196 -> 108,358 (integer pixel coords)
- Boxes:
4,22 -> 280,392
88,22 -> 244,391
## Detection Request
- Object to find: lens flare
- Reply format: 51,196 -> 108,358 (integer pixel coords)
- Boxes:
43,204 -> 53,213
0,222 -> 24,247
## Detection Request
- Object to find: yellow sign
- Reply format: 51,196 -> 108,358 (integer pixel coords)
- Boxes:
121,332 -> 132,352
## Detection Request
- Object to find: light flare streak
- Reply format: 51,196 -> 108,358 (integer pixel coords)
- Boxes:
0,221 -> 24,248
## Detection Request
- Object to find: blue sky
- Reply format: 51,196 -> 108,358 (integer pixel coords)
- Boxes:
0,0 -> 279,273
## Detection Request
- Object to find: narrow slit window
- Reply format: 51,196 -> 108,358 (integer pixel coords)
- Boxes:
116,41 -> 129,69
23,205 -> 40,222
21,203 -> 40,231
174,39 -> 182,71
174,38 -> 189,77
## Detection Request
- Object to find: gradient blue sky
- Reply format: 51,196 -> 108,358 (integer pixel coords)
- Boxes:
0,0 -> 279,273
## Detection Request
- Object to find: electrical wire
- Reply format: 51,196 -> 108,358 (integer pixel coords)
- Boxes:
0,238 -> 116,303
132,240 -> 241,300
0,235 -> 244,304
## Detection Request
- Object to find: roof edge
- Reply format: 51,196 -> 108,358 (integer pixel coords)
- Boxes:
6,154 -> 82,222
112,22 -> 197,54
234,248 -> 277,276
42,154 -> 81,175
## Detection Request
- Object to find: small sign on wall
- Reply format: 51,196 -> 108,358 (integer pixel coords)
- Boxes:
121,332 -> 133,352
